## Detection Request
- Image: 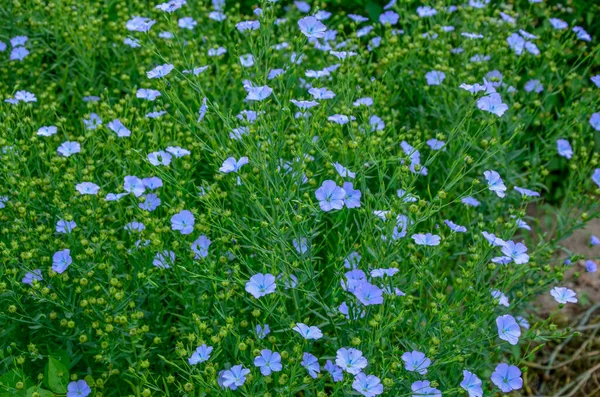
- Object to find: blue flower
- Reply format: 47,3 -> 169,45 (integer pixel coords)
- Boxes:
294,1 -> 311,12
83,113 -> 102,130
416,6 -> 437,17
221,365 -> 250,390
324,360 -> 344,382
333,163 -> 355,178
491,290 -> 510,307
496,314 -> 521,345
590,113 -> 600,132
293,237 -> 308,254
219,156 -> 248,173
171,210 -> 195,235
236,20 -> 260,32
342,182 -> 362,209
10,47 -> 29,61
208,47 -> 227,57
392,215 -> 412,240
125,221 -> 145,232
298,16 -> 327,39
139,193 -> 161,211
507,33 -> 525,55
126,16 -> 155,32
401,350 -> 431,374
556,139 -> 573,159
22,269 -> 43,285
353,97 -> 373,107
52,249 -> 72,274
107,119 -> 131,137
76,182 -> 100,195
524,79 -> 543,93
10,35 -> 28,46
123,176 -> 146,197
148,151 -> 172,166
462,196 -> 481,207
460,370 -> 483,397
254,350 -> 282,376
573,26 -> 591,41
328,114 -> 352,125
411,380 -> 441,397
412,233 -> 441,246
426,139 -> 445,150
425,70 -> 445,86
57,141 -> 81,157
514,186 -> 540,197
444,220 -> 467,233
348,14 -> 369,23
593,169 -> 600,188
352,372 -> 383,397
67,380 -> 91,397
309,87 -> 335,100
56,219 -> 76,234
155,0 -> 186,13
301,352 -> 320,378
209,11 -> 226,21
106,193 -> 127,202
245,273 -> 276,299
585,260 -> 597,272
484,170 -> 506,198
291,99 -> 319,109
370,115 -> 385,131
178,17 -> 197,30
315,180 -> 345,212
549,18 -> 568,30
239,54 -> 254,67
188,344 -> 213,365
344,252 -> 361,269
482,231 -> 506,246
491,363 -> 522,392
370,268 -> 399,278
268,68 -> 285,80
147,63 -> 174,79
353,282 -> 384,306
142,177 -> 163,190
255,324 -> 270,339
197,97 -> 208,122
136,89 -> 161,101
37,126 -> 58,136
336,348 -> 368,375
477,93 -> 508,117
379,11 -> 399,25
153,250 -> 175,269
343,269 -> 367,293
293,323 -> 323,340
191,235 -> 211,259
501,240 -> 529,264
550,287 -> 577,304
314,10 -> 331,20
13,90 -> 37,103
245,85 -> 272,101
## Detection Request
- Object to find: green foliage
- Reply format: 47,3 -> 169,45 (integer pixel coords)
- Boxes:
0,0 -> 599,396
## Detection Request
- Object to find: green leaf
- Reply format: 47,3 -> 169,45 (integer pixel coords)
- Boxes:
51,350 -> 71,369
84,375 -> 94,388
26,387 -> 54,397
365,1 -> 382,21
46,357 -> 69,394
0,368 -> 32,395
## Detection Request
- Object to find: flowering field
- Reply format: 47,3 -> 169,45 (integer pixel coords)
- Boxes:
1,0 -> 600,396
